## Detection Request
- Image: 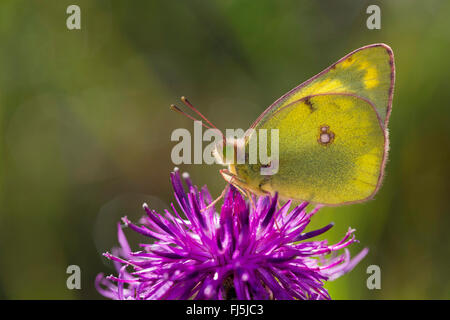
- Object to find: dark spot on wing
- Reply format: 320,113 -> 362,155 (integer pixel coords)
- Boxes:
305,98 -> 316,112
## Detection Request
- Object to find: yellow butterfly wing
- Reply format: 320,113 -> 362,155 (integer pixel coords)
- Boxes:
250,44 -> 395,130
235,94 -> 387,205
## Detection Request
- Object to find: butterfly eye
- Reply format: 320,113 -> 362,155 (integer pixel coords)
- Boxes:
261,161 -> 272,168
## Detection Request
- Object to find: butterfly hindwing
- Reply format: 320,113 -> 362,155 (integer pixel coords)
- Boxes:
237,93 -> 387,205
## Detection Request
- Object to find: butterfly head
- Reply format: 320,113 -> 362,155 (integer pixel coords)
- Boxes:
213,137 -> 246,173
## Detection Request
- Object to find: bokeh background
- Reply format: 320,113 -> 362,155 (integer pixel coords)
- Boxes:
0,0 -> 448,299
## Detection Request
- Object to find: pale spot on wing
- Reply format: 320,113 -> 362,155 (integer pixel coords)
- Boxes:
285,79 -> 345,106
358,60 -> 379,89
320,133 -> 330,143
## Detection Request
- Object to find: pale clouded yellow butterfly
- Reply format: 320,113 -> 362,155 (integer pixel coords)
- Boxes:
173,43 -> 395,206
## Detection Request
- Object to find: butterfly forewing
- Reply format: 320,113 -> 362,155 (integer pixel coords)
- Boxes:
250,44 -> 395,130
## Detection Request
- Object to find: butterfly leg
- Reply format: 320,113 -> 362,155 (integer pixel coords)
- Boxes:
257,177 -> 282,231
220,169 -> 248,195
201,187 -> 227,212
201,169 -> 248,212
220,168 -> 260,210
245,189 -> 257,211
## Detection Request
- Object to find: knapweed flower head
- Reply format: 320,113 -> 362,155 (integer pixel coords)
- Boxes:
96,169 -> 368,300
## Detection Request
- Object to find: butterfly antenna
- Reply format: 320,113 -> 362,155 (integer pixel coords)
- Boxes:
170,104 -> 213,130
181,96 -> 219,131
178,96 -> 227,146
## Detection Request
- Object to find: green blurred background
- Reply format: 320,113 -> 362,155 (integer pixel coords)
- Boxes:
0,0 -> 448,299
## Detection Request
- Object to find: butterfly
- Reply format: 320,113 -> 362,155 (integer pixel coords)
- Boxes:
172,43 -> 395,206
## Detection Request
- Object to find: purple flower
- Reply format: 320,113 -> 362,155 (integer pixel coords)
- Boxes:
96,169 -> 368,300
